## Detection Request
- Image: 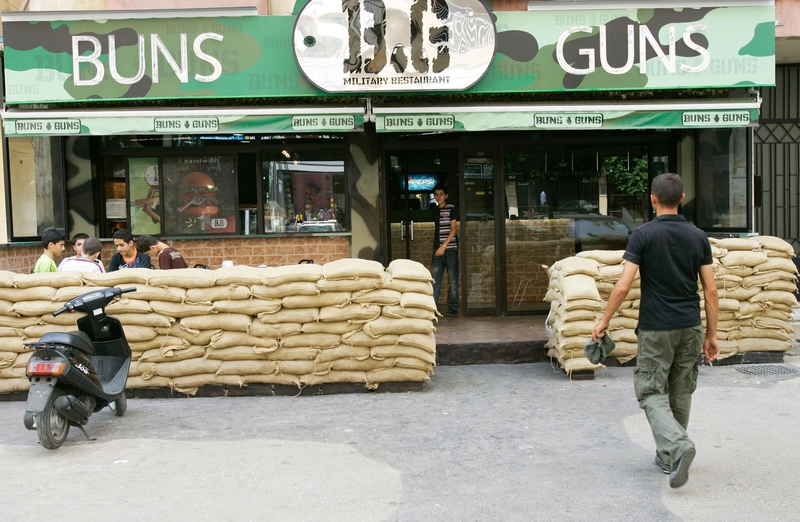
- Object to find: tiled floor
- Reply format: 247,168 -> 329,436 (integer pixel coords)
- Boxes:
434,314 -> 550,345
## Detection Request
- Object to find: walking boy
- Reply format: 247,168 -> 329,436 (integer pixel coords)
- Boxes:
108,229 -> 152,271
431,183 -> 459,317
58,237 -> 105,273
592,173 -> 719,489
137,235 -> 188,269
33,228 -> 66,273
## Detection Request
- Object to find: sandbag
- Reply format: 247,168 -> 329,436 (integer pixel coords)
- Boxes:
754,257 -> 798,274
242,373 -> 301,386
258,307 -> 319,324
216,360 -> 278,376
249,319 -> 301,338
576,250 -> 625,265
181,314 -> 252,333
720,250 -> 769,268
14,271 -> 83,289
280,333 -> 341,349
0,287 -> 56,302
250,282 -> 319,299
149,268 -> 215,289
22,324 -> 78,339
386,259 -> 433,282
382,277 -> 433,295
277,360 -> 329,376
205,346 -> 276,361
266,347 -> 320,361
365,367 -> 430,384
381,305 -> 437,321
362,317 -> 435,338
53,286 -> 110,302
156,326 -> 221,346
301,321 -> 361,335
151,301 -> 213,318
105,299 -> 153,315
755,235 -> 795,256
749,291 -> 798,307
342,331 -> 399,347
211,298 -> 281,315
332,358 -> 395,372
400,292 -> 438,313
0,327 -> 21,338
122,284 -> 186,303
736,338 -> 792,353
281,292 -> 350,309
300,370 -> 367,386
322,258 -> 386,280
115,313 -> 174,328
261,263 -> 322,286
154,358 -> 222,378
138,344 -> 203,363
185,285 -> 251,304
396,333 -> 436,353
316,278 -> 383,293
0,316 -> 40,328
0,351 -> 17,369
315,345 -> 370,364
553,273 -> 601,301
213,265 -> 266,286
126,375 -> 171,389
319,304 -> 380,323
351,289 -> 402,306
83,268 -> 151,286
713,237 -> 761,251
0,378 -> 30,393
10,300 -> 62,317
551,256 -> 600,277
0,271 -> 16,288
371,344 -> 436,365
120,325 -> 158,342
209,331 -> 279,350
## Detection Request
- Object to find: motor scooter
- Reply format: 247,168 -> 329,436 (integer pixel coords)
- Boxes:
23,287 -> 135,449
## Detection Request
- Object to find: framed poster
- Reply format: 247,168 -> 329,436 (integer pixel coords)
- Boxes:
464,164 -> 483,179
129,157 -> 161,235
482,164 -> 494,179
162,156 -> 237,235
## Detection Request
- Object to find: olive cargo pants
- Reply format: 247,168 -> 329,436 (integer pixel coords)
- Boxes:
635,326 -> 703,468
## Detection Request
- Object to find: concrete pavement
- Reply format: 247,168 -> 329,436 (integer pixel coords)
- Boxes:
1,353 -> 799,521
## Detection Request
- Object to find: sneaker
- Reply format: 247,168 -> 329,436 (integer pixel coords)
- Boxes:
669,446 -> 696,488
654,457 -> 670,475
445,309 -> 458,317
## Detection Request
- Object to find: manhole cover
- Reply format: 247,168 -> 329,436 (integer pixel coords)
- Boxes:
735,364 -> 800,376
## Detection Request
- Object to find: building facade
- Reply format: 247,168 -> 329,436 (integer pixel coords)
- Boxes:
0,0 -> 780,315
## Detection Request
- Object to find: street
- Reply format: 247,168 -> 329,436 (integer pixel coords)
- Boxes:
1,357 -> 798,522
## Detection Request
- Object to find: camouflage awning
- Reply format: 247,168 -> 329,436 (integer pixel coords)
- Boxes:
372,98 -> 761,132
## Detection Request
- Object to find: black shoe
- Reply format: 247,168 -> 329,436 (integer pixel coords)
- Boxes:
654,457 -> 670,475
669,446 -> 696,488
445,309 -> 458,317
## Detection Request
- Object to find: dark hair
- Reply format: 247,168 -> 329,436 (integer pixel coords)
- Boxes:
433,183 -> 448,195
112,228 -> 134,244
82,237 -> 102,256
71,232 -> 89,243
137,235 -> 158,252
41,228 -> 66,248
651,173 -> 683,208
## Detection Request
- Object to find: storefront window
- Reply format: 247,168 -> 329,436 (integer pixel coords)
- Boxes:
696,128 -> 748,230
262,148 -> 347,233
6,136 -> 65,239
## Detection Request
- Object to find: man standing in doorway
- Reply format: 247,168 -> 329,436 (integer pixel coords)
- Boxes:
431,183 -> 459,318
592,173 -> 719,489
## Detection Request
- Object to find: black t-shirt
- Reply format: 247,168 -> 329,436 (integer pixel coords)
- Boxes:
622,214 -> 712,330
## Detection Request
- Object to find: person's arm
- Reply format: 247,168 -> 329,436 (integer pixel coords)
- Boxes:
698,263 -> 719,362
592,261 -> 639,341
108,252 -> 120,271
435,218 -> 458,257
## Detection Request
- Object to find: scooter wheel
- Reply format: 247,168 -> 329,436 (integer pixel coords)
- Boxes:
109,393 -> 127,417
37,388 -> 70,450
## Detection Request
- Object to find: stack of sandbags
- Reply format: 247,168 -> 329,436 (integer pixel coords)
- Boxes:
0,260 -> 437,396
710,236 -> 798,357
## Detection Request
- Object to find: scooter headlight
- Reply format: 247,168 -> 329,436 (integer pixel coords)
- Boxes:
27,361 -> 67,377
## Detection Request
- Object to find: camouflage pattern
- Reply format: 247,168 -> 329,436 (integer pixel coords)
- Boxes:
1,4 -> 774,105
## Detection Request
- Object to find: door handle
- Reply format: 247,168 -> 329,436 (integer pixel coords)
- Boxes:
400,221 -> 405,241
410,220 -> 414,241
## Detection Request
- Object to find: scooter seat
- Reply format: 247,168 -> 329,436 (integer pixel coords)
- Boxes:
40,331 -> 94,355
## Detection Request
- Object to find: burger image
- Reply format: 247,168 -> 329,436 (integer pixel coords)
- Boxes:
177,171 -> 219,215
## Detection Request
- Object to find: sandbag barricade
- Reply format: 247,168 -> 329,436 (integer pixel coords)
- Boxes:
545,236 -> 798,375
0,259 -> 436,396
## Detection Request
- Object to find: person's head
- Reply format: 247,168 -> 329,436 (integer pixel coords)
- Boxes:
650,173 -> 685,209
41,228 -> 66,257
70,232 -> 90,256
81,237 -> 102,260
112,229 -> 136,256
433,183 -> 449,207
137,235 -> 159,255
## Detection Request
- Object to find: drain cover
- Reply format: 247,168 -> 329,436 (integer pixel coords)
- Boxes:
735,364 -> 800,376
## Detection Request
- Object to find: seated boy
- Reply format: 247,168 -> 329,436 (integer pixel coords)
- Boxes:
33,228 -> 66,273
137,235 -> 188,269
58,237 -> 105,273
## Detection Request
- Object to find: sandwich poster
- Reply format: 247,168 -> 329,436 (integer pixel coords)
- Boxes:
162,155 -> 237,235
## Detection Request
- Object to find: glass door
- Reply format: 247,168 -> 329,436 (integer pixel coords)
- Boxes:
460,148 -> 498,314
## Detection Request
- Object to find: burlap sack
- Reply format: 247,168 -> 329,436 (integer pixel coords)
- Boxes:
181,314 -> 252,333
554,273 -> 601,301
128,361 -> 156,377
0,316 -> 40,328
138,345 -> 203,363
315,345 -> 370,364
362,317 -> 435,338
126,375 -> 171,389
0,287 -> 56,302
277,360 -> 330,376
105,299 -> 153,315
371,344 -> 436,365
213,266 -> 267,286
365,367 -> 430,384
718,287 -> 761,301
763,280 -> 799,293
755,235 -> 795,256
249,319 -> 300,338
394,356 -> 433,372
154,358 -> 222,378
609,316 -> 638,330
52,286 -> 110,302
185,285 -> 251,305
151,301 -> 213,318
10,300 -> 61,317
115,313 -> 174,328
319,304 -> 380,323
396,333 -> 436,353
0,271 -> 16,288
281,292 -> 350,309
551,256 -> 600,277
209,331 -> 279,350
258,308 -> 319,324
0,378 -> 30,393
317,278 -> 383,293
170,374 -> 228,395
597,263 -> 625,280
736,338 -> 792,353
750,316 -> 794,334
351,289 -> 402,306
0,367 -> 27,379
120,325 -> 158,342
116,284 -> 186,303
554,319 -> 595,338
211,298 -> 281,315
619,308 -> 640,320
386,259 -> 433,282
0,327 -> 22,338
576,250 -> 625,265
0,351 -> 17,369
156,326 -> 221,346
300,370 -> 367,386
754,257 -> 798,274
323,258 -> 386,280
83,268 -> 151,286
711,245 -> 728,258
742,272 -> 797,289
713,237 -> 761,251
149,268 -> 215,289
250,282 -> 319,299
400,292 -> 438,313
749,291 -> 798,307
267,347 -> 320,361
381,306 -> 437,321
715,274 -> 743,290
12,350 -> 31,368
14,271 -> 83,289
382,277 -> 433,295
342,331 -> 399,347
720,250 -> 769,269
261,264 -> 323,286
729,327 -> 791,342
205,346 -> 275,361
280,333 -> 341,349
22,324 -> 78,339
718,298 -> 741,312
332,358 -> 395,372
242,373 -> 300,386
301,321 -> 361,335
216,360 -> 278,376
